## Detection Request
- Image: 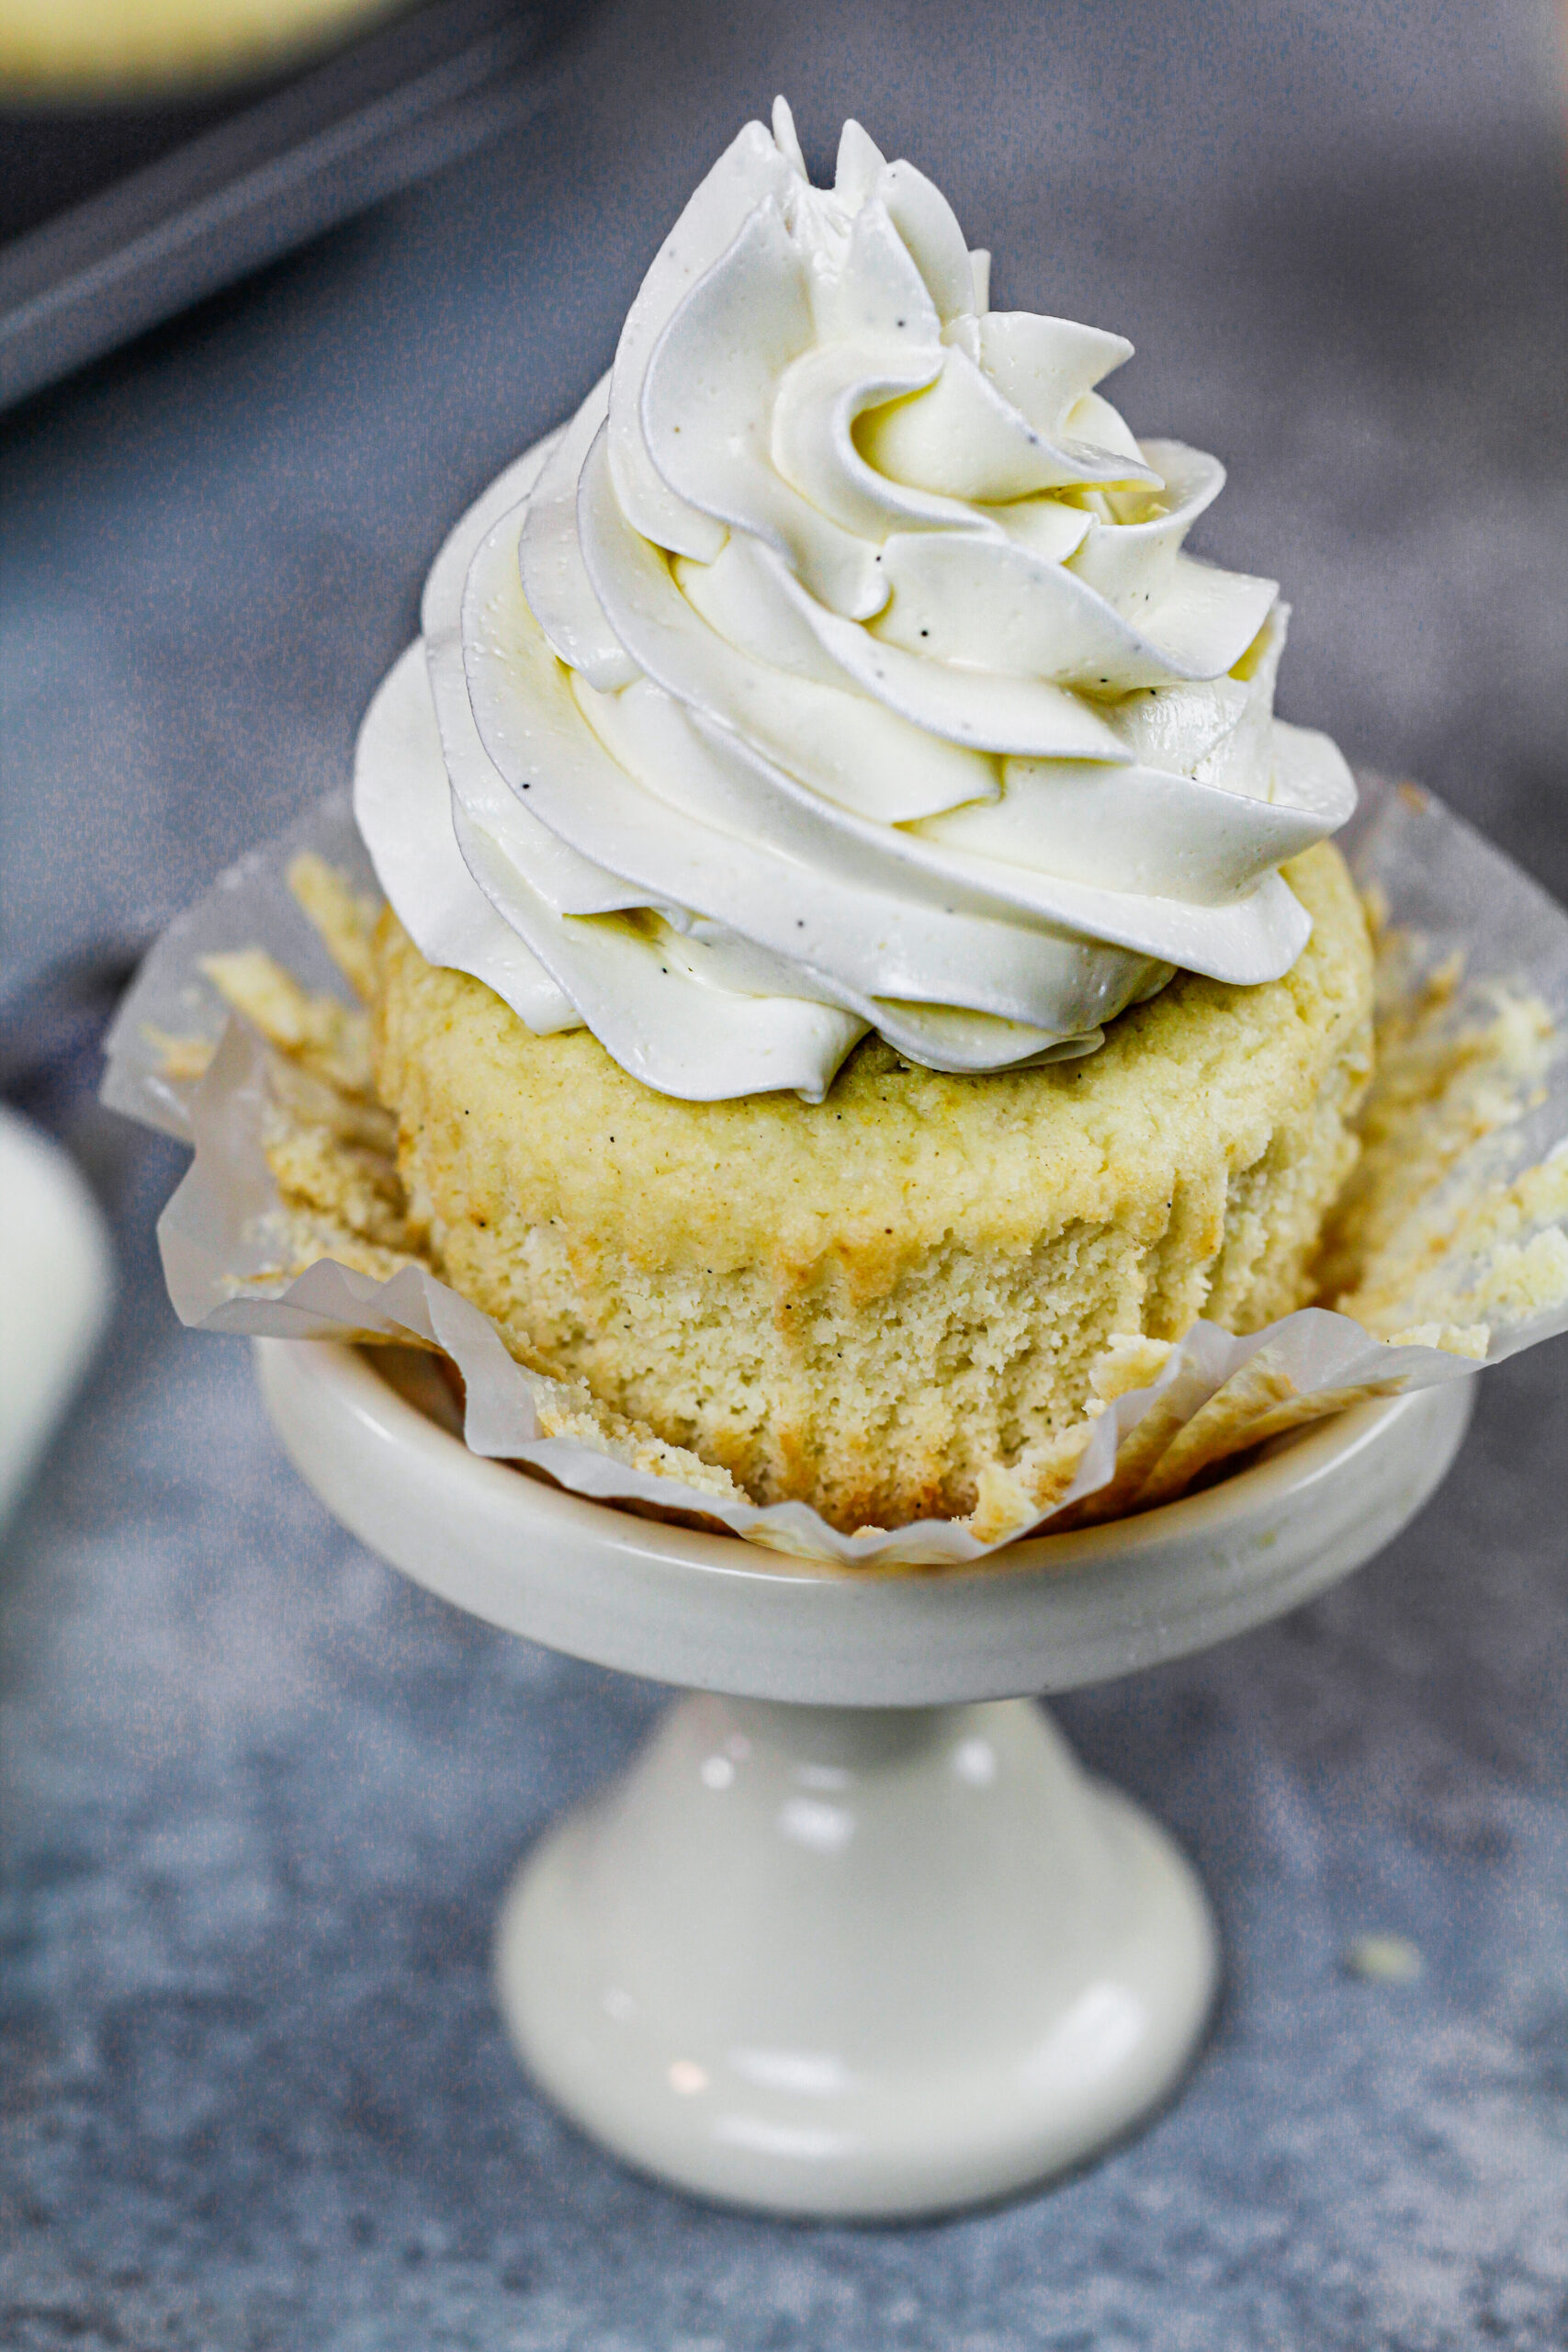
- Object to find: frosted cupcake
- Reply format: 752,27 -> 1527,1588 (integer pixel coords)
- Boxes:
352,99 -> 1371,1532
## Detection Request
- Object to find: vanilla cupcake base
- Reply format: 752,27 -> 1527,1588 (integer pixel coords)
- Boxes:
0,0 -> 400,97
362,844 -> 1373,1532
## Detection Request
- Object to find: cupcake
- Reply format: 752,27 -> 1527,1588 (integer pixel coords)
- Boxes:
0,0 -> 401,96
352,98 -> 1371,1532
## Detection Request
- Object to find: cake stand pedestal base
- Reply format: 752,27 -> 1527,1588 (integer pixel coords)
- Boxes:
257,1341 -> 1474,2222
496,1691 -> 1216,2218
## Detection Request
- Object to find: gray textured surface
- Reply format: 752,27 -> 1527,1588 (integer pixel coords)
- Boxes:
3,1 -> 1568,2344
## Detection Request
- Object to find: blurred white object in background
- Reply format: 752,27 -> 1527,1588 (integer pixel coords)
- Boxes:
0,1104 -> 112,1535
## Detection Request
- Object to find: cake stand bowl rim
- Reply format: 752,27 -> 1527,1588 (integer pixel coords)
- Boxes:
253,1337 -> 1473,1702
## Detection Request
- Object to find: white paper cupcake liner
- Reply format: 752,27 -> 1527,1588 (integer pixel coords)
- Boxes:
102,774 -> 1568,1568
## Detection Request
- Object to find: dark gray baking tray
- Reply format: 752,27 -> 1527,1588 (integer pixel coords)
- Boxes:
0,0 -> 590,410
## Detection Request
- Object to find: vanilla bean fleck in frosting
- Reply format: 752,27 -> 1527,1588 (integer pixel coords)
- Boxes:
355,98 -> 1356,1101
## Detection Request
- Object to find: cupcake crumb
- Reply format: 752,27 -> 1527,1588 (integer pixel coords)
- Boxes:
1343,1932 -> 1424,1984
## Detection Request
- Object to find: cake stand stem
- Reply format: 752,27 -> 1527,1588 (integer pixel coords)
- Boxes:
495,1690 -> 1217,2218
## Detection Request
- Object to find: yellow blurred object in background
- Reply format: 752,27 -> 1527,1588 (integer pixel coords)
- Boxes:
0,0 -> 410,98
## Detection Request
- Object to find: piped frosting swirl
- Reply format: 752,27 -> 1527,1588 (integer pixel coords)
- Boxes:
355,98 -> 1356,1100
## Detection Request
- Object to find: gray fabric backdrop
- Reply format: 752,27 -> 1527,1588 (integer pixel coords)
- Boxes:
3,2 -> 1566,2345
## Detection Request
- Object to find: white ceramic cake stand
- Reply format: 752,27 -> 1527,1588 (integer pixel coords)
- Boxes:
256,1338 -> 1472,2219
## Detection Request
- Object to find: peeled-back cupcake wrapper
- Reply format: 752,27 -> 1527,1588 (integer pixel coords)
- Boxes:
102,773 -> 1568,1568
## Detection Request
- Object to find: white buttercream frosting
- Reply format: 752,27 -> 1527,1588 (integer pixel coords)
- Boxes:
355,97 -> 1356,1101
